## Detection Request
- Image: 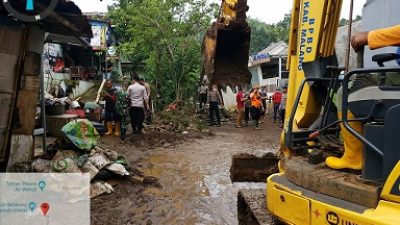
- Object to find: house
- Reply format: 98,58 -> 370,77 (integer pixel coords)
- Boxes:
0,0 -> 92,170
220,42 -> 288,109
248,41 -> 289,96
42,17 -> 121,100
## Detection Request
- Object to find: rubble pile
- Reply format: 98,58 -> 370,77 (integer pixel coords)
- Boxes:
32,119 -> 133,198
148,103 -> 207,132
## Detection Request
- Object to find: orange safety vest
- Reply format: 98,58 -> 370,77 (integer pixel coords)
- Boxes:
250,91 -> 262,109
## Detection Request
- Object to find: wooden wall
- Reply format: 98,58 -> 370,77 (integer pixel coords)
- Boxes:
6,25 -> 45,170
0,23 -> 25,164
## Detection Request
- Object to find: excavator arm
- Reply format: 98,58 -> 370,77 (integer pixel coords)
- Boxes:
284,0 -> 343,147
201,0 -> 251,87
231,0 -> 345,182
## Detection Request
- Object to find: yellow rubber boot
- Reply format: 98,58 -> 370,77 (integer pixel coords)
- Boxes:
105,122 -> 113,135
114,123 -> 120,136
325,112 -> 363,170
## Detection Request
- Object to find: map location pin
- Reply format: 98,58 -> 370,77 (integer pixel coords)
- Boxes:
38,180 -> 46,191
40,203 -> 50,216
28,202 -> 36,212
26,0 -> 34,11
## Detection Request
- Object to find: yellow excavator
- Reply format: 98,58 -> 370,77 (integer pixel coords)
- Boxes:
232,0 -> 400,224
268,0 -> 400,224
201,0 -> 251,87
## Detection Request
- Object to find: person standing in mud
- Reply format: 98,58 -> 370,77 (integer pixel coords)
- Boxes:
207,84 -> 223,126
198,80 -> 208,111
235,86 -> 245,128
116,82 -> 130,143
102,79 -> 120,136
244,90 -> 251,126
260,86 -> 267,115
127,76 -> 149,134
279,87 -> 288,127
250,86 -> 262,130
272,89 -> 282,123
139,78 -> 152,124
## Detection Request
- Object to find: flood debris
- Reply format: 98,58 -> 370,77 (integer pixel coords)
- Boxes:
91,181 -> 115,197
32,159 -> 51,172
61,119 -> 100,151
147,103 -> 207,133
30,119 -> 133,198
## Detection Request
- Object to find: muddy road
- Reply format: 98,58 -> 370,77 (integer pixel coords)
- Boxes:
91,119 -> 281,225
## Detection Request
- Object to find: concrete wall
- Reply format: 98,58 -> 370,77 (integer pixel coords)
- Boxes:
44,72 -> 70,93
362,0 -> 400,67
249,66 -> 261,87
69,81 -> 95,99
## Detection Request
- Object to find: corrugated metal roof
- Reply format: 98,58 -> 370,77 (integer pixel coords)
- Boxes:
0,0 -> 92,38
249,41 -> 288,67
45,33 -> 91,48
258,41 -> 288,56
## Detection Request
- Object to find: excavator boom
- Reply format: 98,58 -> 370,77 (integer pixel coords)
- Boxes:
202,0 -> 251,87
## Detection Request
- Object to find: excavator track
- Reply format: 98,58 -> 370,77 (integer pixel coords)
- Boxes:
238,189 -> 283,225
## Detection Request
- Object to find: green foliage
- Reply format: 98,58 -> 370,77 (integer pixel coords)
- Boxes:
248,15 -> 289,55
156,105 -> 207,131
248,13 -> 291,55
109,1 -> 294,109
275,13 -> 291,42
108,0 -> 217,108
248,19 -> 275,54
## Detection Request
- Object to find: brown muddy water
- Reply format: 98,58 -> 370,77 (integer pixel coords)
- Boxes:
92,120 -> 281,225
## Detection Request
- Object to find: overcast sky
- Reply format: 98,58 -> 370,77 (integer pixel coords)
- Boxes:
73,0 -> 365,24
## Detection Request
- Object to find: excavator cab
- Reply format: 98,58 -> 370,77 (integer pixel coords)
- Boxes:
263,54 -> 400,225
235,0 -> 400,223
343,54 -> 400,182
257,53 -> 400,225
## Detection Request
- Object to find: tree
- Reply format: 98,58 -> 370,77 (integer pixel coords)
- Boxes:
274,13 -> 291,43
248,18 -> 276,55
248,13 -> 291,55
339,15 -> 362,27
108,0 -> 217,106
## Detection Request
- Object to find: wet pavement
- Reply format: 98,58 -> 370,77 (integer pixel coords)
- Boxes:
91,119 -> 281,225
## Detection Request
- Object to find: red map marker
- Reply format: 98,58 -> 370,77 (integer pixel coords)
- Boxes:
40,203 -> 50,216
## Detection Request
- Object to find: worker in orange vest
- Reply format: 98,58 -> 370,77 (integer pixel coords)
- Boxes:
250,86 -> 262,130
